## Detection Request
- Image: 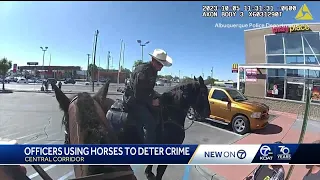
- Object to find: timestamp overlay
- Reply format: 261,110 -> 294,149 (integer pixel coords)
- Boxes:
202,4 -> 298,29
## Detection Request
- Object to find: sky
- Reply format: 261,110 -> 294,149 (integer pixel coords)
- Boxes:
1,1 -> 320,81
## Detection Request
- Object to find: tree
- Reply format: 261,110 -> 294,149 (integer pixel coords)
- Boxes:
133,60 -> 144,68
0,57 -> 12,90
87,63 -> 98,77
157,75 -> 164,79
121,68 -> 131,78
164,75 -> 173,80
205,76 -> 217,85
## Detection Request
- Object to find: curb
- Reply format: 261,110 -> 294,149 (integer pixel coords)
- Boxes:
8,90 -> 123,95
0,90 -> 13,94
194,165 -> 227,180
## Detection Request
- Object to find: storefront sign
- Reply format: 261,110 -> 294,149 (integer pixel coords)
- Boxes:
246,78 -> 257,82
27,62 -> 39,66
232,63 -> 238,73
287,77 -> 304,83
312,85 -> 320,102
13,64 -> 17,73
245,68 -> 257,82
246,68 -> 257,75
272,24 -> 311,34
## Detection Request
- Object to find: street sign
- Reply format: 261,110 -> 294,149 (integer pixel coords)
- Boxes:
27,62 -> 38,66
13,64 -> 17,73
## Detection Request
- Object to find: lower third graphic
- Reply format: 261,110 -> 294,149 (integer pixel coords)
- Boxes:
277,145 -> 291,160
259,145 -> 273,160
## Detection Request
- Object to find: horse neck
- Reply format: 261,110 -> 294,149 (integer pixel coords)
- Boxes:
164,91 -> 194,125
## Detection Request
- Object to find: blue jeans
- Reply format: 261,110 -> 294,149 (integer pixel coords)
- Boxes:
131,103 -> 157,144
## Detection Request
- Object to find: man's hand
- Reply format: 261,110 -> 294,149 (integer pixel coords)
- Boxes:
152,98 -> 160,106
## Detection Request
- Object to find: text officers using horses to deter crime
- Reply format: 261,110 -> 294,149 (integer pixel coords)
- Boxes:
123,49 -> 172,144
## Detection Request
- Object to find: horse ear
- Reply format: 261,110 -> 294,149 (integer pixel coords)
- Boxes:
95,79 -> 110,98
198,76 -> 204,85
194,76 -> 197,81
52,82 -> 70,112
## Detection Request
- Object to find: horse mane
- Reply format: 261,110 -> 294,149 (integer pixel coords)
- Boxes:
162,81 -> 200,105
75,92 -> 120,175
168,81 -> 200,92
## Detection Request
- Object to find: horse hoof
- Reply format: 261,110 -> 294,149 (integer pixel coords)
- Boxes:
145,172 -> 156,180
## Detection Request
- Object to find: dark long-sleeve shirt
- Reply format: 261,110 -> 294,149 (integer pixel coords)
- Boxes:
128,62 -> 158,105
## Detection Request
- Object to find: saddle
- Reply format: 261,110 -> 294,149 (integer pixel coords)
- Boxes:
106,95 -> 161,135
106,98 -> 130,134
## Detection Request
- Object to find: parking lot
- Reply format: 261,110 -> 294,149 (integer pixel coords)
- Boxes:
0,92 -> 245,180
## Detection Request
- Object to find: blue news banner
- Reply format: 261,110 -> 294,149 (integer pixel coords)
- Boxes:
0,145 -> 197,165
0,144 -> 319,165
252,143 -> 320,164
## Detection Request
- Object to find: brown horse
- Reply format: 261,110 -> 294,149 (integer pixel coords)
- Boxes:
52,80 -> 137,180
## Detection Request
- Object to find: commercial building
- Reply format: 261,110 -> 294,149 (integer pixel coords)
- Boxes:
238,23 -> 320,104
18,65 -> 81,79
17,65 -> 128,83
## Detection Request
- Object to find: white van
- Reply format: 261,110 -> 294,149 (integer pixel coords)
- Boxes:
17,77 -> 27,83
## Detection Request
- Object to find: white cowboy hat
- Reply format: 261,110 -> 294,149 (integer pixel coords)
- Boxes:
149,49 -> 172,67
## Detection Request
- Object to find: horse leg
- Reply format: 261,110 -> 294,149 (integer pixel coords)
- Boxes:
155,165 -> 167,180
145,165 -> 155,180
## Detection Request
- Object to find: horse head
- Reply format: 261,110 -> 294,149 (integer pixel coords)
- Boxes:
51,81 -> 136,179
51,80 -> 120,144
192,76 -> 210,119
162,76 -> 210,124
51,80 -> 114,114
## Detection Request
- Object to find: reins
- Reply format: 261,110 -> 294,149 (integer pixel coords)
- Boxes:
64,95 -> 79,144
160,104 -> 195,131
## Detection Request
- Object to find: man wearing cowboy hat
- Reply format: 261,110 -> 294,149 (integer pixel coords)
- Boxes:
124,49 -> 172,144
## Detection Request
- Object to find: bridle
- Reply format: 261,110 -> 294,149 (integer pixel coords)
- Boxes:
159,98 -> 197,132
159,84 -> 207,132
64,95 -> 78,144
64,95 -> 135,180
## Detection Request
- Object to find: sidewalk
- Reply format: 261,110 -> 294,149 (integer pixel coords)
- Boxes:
197,110 -> 320,180
3,89 -> 122,95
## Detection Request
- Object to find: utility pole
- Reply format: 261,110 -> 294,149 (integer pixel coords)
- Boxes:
92,30 -> 99,92
111,56 -> 113,69
179,70 -> 180,80
87,54 -> 90,81
107,51 -> 110,71
122,43 -> 125,70
211,67 -> 213,79
98,56 -> 100,85
40,46 -> 48,91
117,39 -> 123,88
211,67 -> 214,86
49,54 -> 51,66
137,40 -> 150,61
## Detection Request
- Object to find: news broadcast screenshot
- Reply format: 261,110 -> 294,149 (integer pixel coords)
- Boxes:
1,1 -> 320,180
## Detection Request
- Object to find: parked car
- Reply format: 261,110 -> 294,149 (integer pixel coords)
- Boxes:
64,78 -> 76,84
156,80 -> 164,86
188,87 -> 269,135
0,77 -> 10,83
17,78 -> 27,83
46,78 -> 57,85
5,77 -> 13,83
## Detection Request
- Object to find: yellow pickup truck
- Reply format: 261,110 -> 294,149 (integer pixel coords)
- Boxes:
188,87 -> 269,134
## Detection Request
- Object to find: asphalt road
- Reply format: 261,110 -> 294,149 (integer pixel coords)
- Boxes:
0,92 -> 243,180
3,82 -> 171,94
